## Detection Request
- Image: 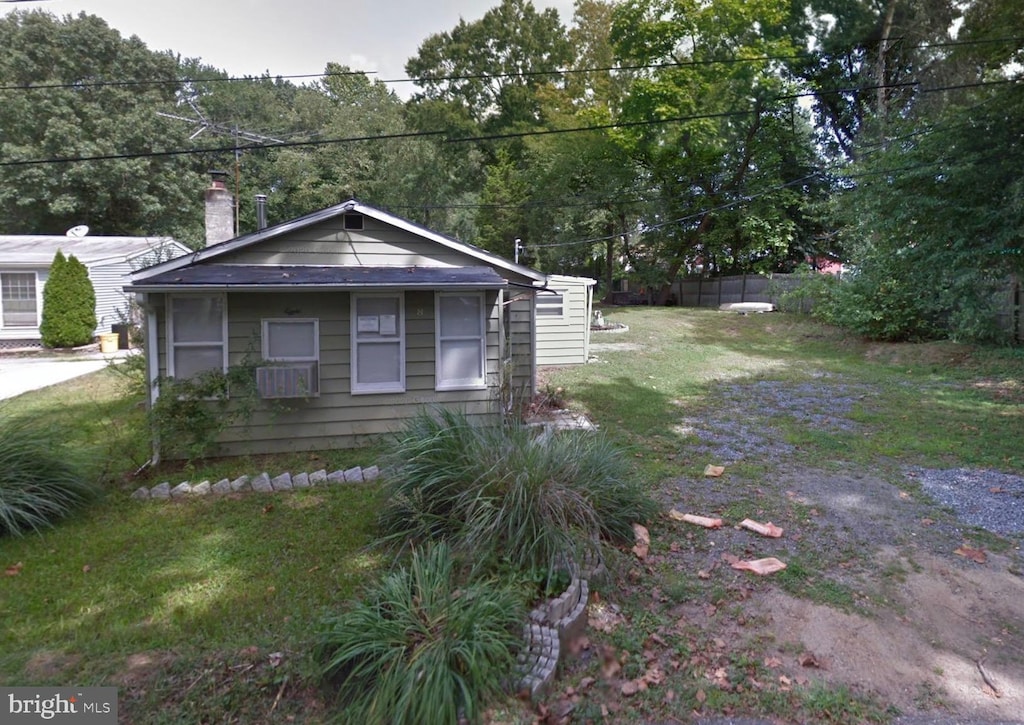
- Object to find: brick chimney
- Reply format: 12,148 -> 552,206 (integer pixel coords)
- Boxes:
204,170 -> 234,246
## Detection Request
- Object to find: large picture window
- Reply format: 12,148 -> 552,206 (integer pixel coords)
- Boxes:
436,292 -> 486,390
168,295 -> 227,380
351,293 -> 404,394
1,272 -> 38,328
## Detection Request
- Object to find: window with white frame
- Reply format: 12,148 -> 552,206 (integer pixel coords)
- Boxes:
436,292 -> 486,390
168,295 -> 227,380
1,272 -> 38,328
351,293 -> 404,394
536,290 -> 565,317
258,318 -> 320,398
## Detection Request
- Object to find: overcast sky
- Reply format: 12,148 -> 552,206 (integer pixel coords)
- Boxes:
2,0 -> 577,97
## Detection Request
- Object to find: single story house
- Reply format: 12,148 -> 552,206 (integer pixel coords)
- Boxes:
126,199 -> 550,458
0,235 -> 191,350
536,274 -> 596,366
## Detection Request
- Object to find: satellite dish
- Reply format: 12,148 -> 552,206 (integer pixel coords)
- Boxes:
65,224 -> 90,237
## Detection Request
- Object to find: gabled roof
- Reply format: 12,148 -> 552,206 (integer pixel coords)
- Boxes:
130,199 -> 547,285
0,235 -> 190,267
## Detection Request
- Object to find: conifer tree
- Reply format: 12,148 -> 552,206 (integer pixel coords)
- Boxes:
40,251 -> 97,348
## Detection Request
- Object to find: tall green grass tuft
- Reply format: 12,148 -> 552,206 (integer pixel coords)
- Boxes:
0,413 -> 99,536
316,542 -> 524,725
378,408 -> 655,574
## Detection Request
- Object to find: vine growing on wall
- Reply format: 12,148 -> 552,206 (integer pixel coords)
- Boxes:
149,359 -> 262,464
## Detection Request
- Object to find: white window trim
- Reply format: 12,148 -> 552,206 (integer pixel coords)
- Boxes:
0,271 -> 41,329
435,291 -> 487,391
351,292 -> 405,395
166,293 -> 228,379
536,289 -> 566,318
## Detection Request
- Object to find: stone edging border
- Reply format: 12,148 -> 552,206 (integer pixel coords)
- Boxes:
516,554 -> 606,699
129,466 -> 380,500
130,462 -> 602,703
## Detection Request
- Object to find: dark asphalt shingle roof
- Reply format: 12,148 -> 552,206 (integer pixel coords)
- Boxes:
130,264 -> 509,290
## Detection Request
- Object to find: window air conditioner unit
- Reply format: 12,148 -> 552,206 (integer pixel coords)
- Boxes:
256,363 -> 319,399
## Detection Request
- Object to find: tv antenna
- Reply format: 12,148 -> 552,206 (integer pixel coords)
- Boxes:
158,96 -> 286,236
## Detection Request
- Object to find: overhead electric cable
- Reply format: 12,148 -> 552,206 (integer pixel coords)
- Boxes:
0,35 -> 1019,92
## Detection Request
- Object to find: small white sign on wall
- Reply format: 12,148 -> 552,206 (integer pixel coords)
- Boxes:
379,314 -> 397,335
357,315 -> 379,333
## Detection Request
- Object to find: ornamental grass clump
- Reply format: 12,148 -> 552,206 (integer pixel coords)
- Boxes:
316,542 -> 524,725
378,408 -> 654,575
0,413 -> 98,536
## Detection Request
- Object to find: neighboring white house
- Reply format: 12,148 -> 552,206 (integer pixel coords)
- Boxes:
535,274 -> 596,366
0,235 -> 192,349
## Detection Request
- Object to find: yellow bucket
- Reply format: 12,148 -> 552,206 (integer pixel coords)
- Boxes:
99,332 -> 120,353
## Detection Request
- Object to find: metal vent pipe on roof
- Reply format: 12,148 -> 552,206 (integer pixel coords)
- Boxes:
255,194 -> 268,231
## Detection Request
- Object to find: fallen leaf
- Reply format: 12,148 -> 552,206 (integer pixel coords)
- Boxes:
764,656 -> 783,669
697,569 -> 712,580
955,545 -> 987,564
695,688 -> 707,704
799,652 -> 824,668
730,557 -> 787,575
82,564 -> 91,574
739,518 -> 784,538
268,652 -> 284,667
899,491 -> 911,499
990,486 -> 1005,494
921,517 -> 935,526
704,464 -> 725,477
4,562 -> 23,577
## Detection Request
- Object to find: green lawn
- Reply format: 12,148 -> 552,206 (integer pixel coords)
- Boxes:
0,367 -> 383,722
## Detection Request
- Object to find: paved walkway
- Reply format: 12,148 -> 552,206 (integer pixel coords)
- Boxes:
0,348 -> 132,401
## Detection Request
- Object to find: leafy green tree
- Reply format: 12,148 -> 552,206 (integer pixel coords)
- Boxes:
610,0 -> 822,301
825,76 -> 1023,342
405,0 -> 573,131
40,251 -> 96,348
0,10 -> 203,239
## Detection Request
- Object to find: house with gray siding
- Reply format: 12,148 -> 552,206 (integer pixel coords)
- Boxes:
0,235 -> 191,350
126,199 -> 548,458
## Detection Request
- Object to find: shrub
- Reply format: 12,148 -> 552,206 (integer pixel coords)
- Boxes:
316,542 -> 524,725
40,251 -> 97,349
0,413 -> 99,537
378,408 -> 655,576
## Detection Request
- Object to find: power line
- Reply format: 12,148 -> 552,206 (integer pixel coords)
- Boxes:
0,76 -> 1015,169
0,35 -> 1019,93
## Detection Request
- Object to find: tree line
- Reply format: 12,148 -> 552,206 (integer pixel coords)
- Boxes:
1,0 -> 1020,342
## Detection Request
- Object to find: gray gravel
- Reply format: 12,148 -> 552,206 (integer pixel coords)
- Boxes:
676,376 -> 1024,540
907,466 -> 1024,536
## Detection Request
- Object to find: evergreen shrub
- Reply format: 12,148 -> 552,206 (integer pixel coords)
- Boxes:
40,251 -> 97,348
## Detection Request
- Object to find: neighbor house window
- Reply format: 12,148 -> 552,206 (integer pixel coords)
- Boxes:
436,292 -> 486,390
1,272 -> 38,328
259,319 -> 320,398
351,293 -> 404,394
167,295 -> 227,380
536,290 -> 565,317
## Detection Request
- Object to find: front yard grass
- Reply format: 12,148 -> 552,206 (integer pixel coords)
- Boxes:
0,368 -> 382,722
